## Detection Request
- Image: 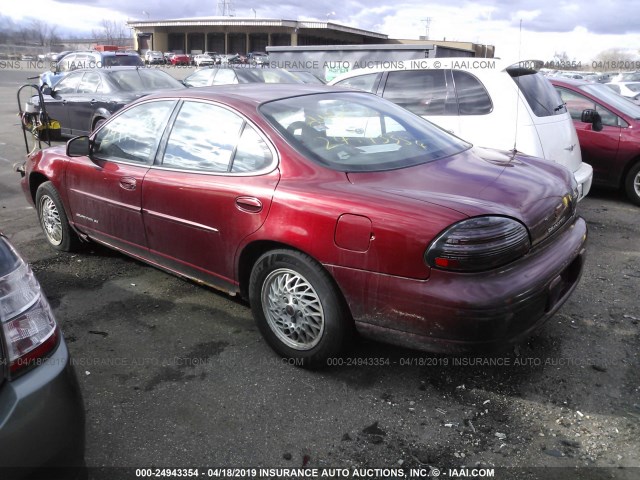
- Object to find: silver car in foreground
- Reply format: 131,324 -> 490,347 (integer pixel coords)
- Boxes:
0,233 -> 85,477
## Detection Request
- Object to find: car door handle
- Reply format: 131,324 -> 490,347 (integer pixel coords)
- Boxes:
90,99 -> 97,103
235,196 -> 262,213
119,177 -> 137,191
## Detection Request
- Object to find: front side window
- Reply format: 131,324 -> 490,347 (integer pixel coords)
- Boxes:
212,69 -> 238,85
556,87 -> 620,127
382,70 -> 451,116
93,101 -> 176,164
108,70 -> 183,92
57,54 -> 76,72
452,70 -> 492,115
77,72 -> 102,94
184,69 -> 215,87
261,91 -> 470,172
54,72 -> 82,94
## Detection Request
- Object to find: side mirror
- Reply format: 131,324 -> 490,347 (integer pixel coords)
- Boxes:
66,136 -> 91,157
581,109 -> 603,132
41,86 -> 52,96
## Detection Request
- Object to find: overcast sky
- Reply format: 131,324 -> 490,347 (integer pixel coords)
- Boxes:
3,0 -> 639,62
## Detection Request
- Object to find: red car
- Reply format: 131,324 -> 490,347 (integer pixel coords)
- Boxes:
551,77 -> 640,205
17,85 -> 587,365
169,53 -> 190,65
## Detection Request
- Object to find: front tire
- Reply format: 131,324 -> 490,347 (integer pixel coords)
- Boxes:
35,181 -> 80,251
249,249 -> 352,367
624,162 -> 640,206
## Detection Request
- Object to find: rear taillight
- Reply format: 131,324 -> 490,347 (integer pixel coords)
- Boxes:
1,254 -> 59,378
425,216 -> 531,272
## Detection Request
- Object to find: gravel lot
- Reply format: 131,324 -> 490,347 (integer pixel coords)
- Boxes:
1,67 -> 639,480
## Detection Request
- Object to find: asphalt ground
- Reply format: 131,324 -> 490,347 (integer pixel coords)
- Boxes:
0,66 -> 638,480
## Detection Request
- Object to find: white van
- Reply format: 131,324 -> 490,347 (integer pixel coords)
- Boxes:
329,59 -> 593,200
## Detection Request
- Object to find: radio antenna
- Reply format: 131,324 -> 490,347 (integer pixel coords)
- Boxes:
512,18 -> 522,153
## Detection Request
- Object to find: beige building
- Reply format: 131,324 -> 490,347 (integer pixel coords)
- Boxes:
127,17 -> 389,55
127,17 -> 494,57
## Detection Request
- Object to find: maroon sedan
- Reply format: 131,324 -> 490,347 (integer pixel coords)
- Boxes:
17,85 -> 587,366
551,77 -> 640,205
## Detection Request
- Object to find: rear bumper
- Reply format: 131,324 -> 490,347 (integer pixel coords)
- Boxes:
573,161 -> 593,200
0,337 -> 85,470
329,216 -> 587,353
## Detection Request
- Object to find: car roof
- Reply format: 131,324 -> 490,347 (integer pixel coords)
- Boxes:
548,77 -> 591,88
328,57 -> 534,84
142,83 -> 359,107
62,66 -> 151,74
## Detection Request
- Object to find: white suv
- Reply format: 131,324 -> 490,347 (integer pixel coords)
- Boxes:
330,59 -> 593,200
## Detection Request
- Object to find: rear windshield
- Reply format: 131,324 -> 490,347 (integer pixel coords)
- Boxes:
102,55 -> 144,67
108,69 -> 184,91
260,91 -> 470,172
509,68 -> 567,117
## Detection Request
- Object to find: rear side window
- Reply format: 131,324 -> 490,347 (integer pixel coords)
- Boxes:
382,70 -> 451,116
452,70 -> 492,115
335,73 -> 381,93
509,69 -> 567,117
161,101 -> 273,174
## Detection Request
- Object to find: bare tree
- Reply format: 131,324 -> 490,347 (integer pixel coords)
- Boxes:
31,19 -> 49,46
553,51 -> 571,63
592,48 -> 637,71
92,20 -> 129,46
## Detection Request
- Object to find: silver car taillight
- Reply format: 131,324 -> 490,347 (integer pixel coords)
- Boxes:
0,242 -> 58,378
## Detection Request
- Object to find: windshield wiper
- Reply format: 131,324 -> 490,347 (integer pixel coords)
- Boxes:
554,102 -> 566,112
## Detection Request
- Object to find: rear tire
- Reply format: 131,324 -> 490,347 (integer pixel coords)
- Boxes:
35,181 -> 80,251
249,249 -> 352,367
624,162 -> 640,206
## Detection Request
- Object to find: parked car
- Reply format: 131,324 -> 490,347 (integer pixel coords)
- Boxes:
329,59 -> 593,201
169,53 -> 190,65
609,71 -> 640,83
605,82 -> 640,104
183,67 -> 303,87
17,84 -> 587,365
33,66 -> 185,137
551,77 -> 640,205
247,52 -> 269,66
0,232 -> 85,472
39,50 -> 144,88
144,50 -> 165,65
193,54 -> 216,67
223,53 -> 247,65
204,52 -> 222,64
